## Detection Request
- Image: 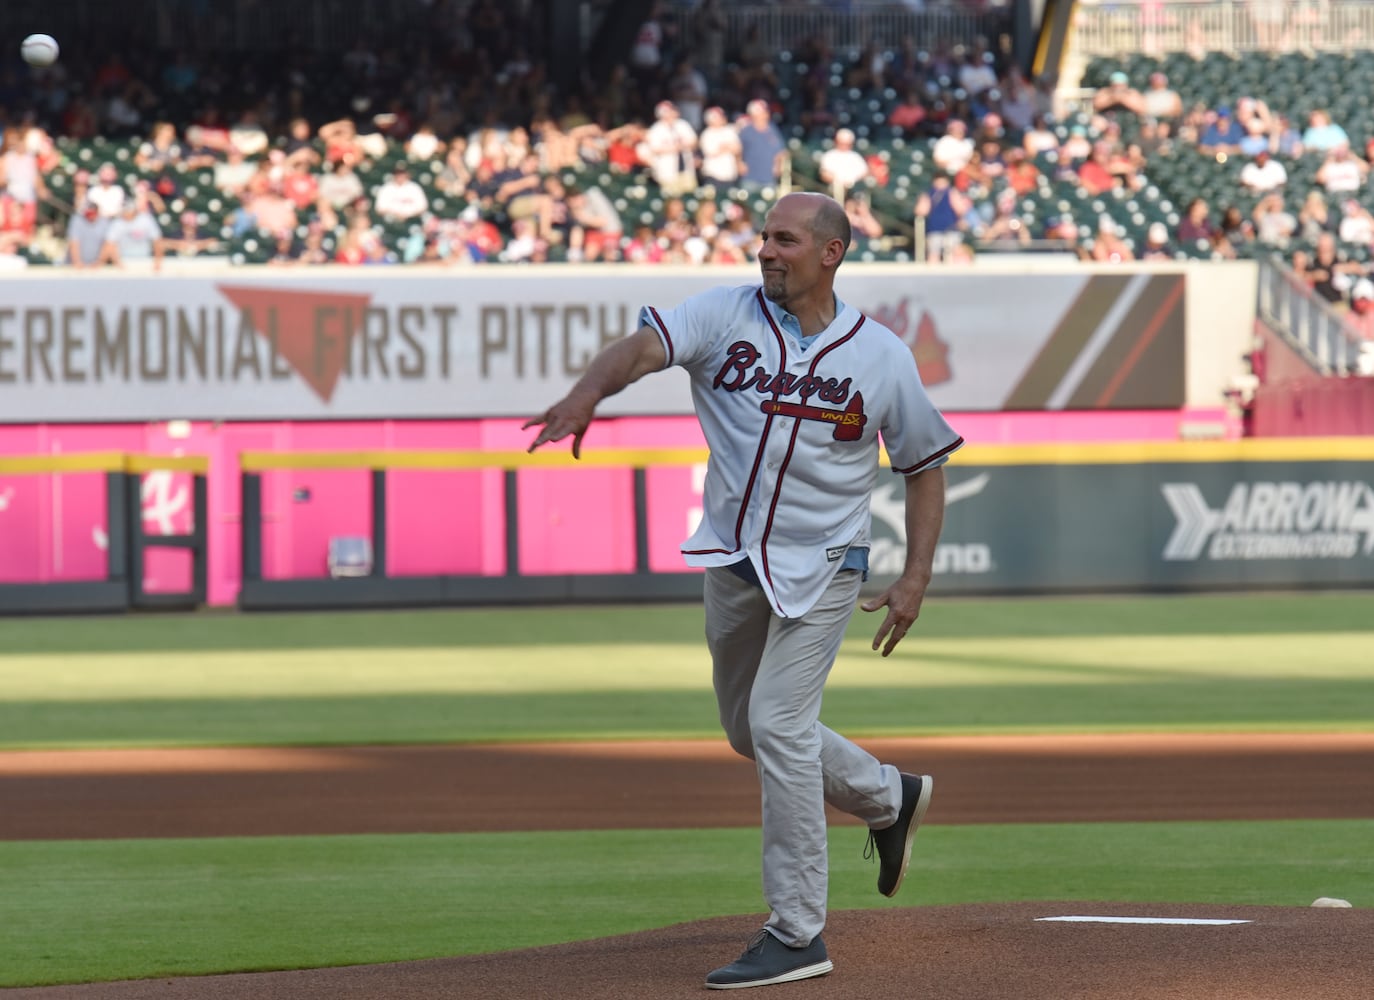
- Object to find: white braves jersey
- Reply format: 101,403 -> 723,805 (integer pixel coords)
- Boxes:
641,284 -> 963,618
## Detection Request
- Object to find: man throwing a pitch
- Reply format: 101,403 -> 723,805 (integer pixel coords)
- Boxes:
526,192 -> 963,989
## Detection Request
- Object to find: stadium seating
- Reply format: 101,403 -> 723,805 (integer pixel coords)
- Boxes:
30,46 -> 1374,268
1083,51 -> 1374,260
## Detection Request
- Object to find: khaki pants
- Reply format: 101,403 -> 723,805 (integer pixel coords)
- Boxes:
703,566 -> 902,947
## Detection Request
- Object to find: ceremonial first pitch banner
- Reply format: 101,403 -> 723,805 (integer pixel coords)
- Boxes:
0,268 -> 1187,423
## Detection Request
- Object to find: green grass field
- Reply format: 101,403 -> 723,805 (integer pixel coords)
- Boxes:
1,593 -> 1370,985
1,593 -> 1372,748
4,820 -> 1371,988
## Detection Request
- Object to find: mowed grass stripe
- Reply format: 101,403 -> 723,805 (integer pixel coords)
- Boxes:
1,592 -> 1372,655
2,613 -> 1372,746
0,646 -> 1371,747
2,820 -> 1370,987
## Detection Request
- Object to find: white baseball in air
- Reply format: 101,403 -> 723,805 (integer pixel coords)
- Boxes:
21,33 -> 60,67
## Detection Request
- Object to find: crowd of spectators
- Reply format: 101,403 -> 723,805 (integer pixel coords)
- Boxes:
1086,65 -> 1374,316
5,0 -> 1373,308
0,2 -> 1054,270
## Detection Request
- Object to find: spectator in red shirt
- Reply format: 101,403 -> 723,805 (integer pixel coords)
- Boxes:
1078,142 -> 1115,195
623,223 -> 664,263
191,109 -> 232,153
1004,147 -> 1040,196
886,88 -> 927,135
604,122 -> 648,175
459,206 -> 504,259
281,162 -> 319,212
0,194 -> 32,250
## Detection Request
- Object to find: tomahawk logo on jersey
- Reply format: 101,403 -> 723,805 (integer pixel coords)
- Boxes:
640,284 -> 963,618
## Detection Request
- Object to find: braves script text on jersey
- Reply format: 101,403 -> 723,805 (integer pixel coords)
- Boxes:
640,284 -> 964,618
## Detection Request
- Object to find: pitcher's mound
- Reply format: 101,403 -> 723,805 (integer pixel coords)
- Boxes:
11,902 -> 1370,1000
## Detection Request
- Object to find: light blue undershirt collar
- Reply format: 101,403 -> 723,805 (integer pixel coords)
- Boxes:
760,291 -> 848,352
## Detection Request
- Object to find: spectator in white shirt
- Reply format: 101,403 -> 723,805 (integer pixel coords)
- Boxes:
100,193 -> 164,270
319,160 -> 365,210
818,128 -> 869,198
932,119 -> 975,175
373,164 -> 429,222
957,48 -> 998,97
213,148 -> 257,196
1239,150 -> 1288,194
87,163 -> 127,219
406,123 -> 446,162
642,100 -> 698,196
1338,199 -> 1374,246
229,110 -> 270,157
1316,144 -> 1367,196
698,106 -> 743,186
1252,193 -> 1297,247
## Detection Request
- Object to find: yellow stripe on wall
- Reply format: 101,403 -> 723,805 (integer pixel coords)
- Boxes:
0,452 -> 127,475
123,454 -> 211,474
239,448 -> 714,471
0,453 -> 210,475
7,440 -> 1367,478
238,438 -> 1374,473
952,438 -> 1374,466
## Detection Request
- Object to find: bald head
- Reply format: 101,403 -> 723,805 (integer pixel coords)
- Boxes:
775,192 -> 852,266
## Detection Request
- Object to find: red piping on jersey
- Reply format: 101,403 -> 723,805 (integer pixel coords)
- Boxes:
681,289 -> 788,559
756,308 -> 868,612
647,306 -> 674,366
893,436 -> 965,475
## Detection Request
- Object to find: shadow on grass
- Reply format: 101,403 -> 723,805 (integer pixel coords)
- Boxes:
2,677 -> 1372,748
2,593 -> 1372,655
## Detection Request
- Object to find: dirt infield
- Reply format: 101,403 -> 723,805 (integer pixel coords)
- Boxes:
3,733 -> 1372,998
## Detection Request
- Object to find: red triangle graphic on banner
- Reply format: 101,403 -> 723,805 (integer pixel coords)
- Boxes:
215,285 -> 374,402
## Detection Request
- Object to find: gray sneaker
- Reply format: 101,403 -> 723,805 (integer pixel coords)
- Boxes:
704,929 -> 833,990
864,773 -> 933,897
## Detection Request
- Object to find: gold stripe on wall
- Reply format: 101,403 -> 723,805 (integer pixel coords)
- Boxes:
1065,275 -> 1186,408
1003,275 -> 1133,409
951,438 -> 1374,466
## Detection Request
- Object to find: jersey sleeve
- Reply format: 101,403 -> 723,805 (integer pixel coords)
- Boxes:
879,344 -> 964,476
637,285 -> 741,371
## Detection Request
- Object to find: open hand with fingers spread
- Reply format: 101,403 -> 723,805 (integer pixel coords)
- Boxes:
522,328 -> 668,459
523,392 -> 597,458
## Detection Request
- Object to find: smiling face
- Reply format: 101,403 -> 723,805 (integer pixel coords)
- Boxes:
757,193 -> 846,313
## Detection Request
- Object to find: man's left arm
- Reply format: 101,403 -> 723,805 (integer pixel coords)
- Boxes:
861,465 -> 946,657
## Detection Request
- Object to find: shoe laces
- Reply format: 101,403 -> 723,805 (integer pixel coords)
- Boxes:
745,929 -> 771,954
863,829 -> 878,863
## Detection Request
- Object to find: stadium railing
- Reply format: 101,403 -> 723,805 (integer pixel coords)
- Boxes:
1073,0 -> 1374,60
0,453 -> 208,615
1256,256 -> 1369,377
677,4 -> 1012,56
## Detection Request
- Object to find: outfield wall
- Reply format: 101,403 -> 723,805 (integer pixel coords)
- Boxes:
0,260 -> 1278,608
0,260 -> 1255,421
4,430 -> 1372,608
0,411 -> 1234,606
894,440 -> 1374,594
